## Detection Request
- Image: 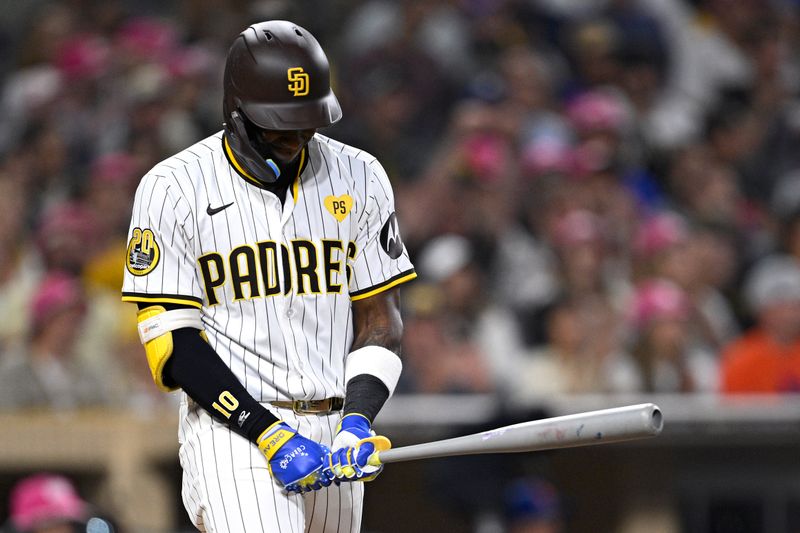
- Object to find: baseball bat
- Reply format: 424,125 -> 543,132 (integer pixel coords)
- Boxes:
369,403 -> 662,466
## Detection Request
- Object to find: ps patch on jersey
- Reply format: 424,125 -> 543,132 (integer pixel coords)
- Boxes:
126,227 -> 160,276
324,194 -> 352,222
379,212 -> 404,259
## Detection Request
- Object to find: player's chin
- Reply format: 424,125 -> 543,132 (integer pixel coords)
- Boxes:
271,145 -> 303,163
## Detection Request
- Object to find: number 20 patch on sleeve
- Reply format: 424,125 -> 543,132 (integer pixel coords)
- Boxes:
126,227 -> 161,276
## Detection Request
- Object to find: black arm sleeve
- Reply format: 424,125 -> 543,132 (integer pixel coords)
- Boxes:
164,328 -> 279,443
138,302 -> 278,442
342,375 -> 389,423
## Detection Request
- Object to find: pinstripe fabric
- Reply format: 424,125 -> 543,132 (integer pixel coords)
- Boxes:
122,131 -> 412,531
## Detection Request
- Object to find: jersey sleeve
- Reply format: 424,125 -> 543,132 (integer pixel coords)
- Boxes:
121,173 -> 203,308
349,159 -> 416,301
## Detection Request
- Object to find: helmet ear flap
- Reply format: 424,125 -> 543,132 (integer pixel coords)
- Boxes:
228,110 -> 249,144
225,110 -> 281,183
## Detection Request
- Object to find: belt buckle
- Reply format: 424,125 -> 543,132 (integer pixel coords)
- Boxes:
293,399 -> 319,414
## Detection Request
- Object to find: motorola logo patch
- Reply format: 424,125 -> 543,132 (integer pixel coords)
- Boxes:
379,212 -> 404,259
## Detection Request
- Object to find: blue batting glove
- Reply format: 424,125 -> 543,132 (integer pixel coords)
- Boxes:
257,422 -> 333,493
328,414 -> 390,483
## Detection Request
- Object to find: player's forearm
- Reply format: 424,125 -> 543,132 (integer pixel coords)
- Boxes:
350,325 -> 402,354
345,289 -> 404,422
165,328 -> 278,443
350,289 -> 403,354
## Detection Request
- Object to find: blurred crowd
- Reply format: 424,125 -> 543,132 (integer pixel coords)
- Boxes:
2,0 -> 800,415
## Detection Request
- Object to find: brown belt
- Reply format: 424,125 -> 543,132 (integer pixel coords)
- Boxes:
270,397 -> 344,415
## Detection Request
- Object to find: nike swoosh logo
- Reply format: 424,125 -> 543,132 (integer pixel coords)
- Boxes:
207,202 -> 234,216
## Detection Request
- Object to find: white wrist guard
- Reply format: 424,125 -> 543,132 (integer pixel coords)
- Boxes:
344,346 -> 402,397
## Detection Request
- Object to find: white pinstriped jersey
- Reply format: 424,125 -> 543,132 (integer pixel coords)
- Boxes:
122,131 -> 415,403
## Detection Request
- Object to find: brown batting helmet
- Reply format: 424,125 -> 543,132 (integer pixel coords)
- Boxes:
223,20 -> 342,182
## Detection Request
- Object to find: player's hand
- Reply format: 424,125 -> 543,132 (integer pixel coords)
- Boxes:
257,422 -> 333,494
328,414 -> 391,483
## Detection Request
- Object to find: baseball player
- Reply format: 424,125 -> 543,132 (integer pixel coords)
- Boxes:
121,20 -> 415,533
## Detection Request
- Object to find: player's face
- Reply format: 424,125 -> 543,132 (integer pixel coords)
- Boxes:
255,128 -> 316,163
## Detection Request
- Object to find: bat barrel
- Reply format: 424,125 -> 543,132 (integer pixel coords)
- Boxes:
376,403 -> 663,465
